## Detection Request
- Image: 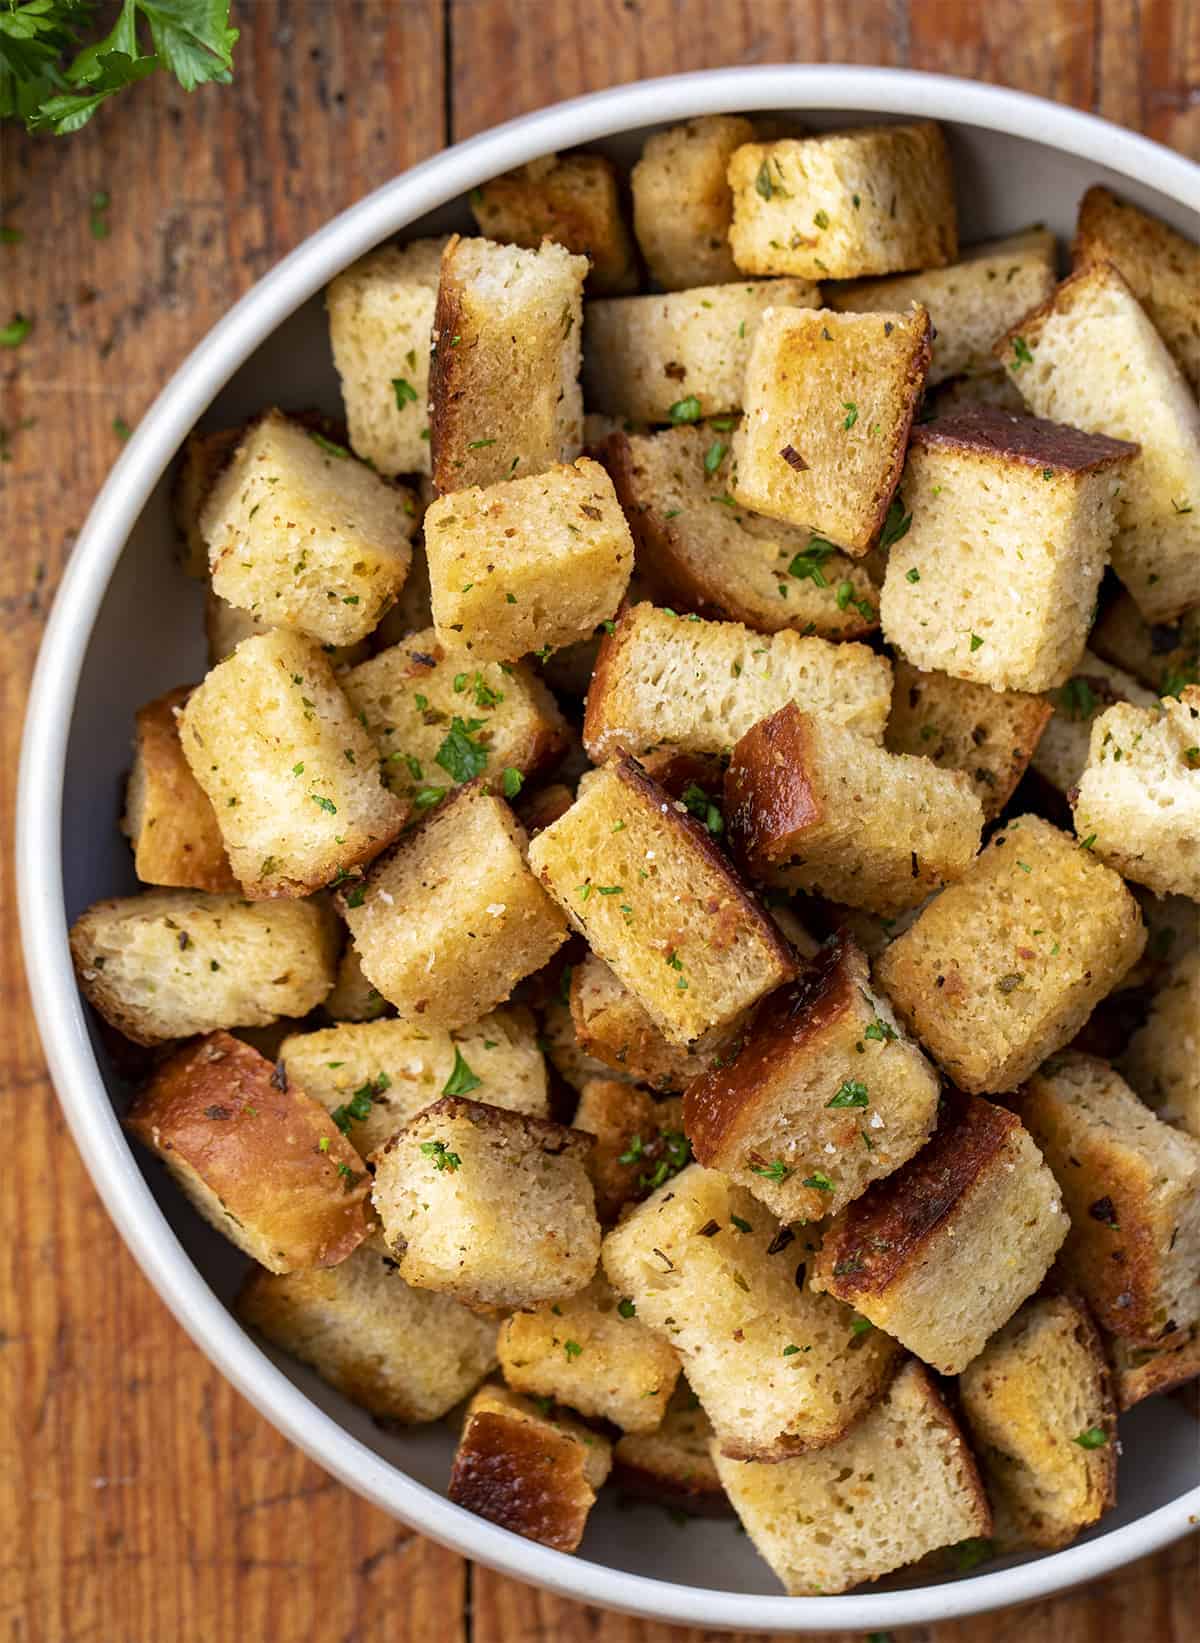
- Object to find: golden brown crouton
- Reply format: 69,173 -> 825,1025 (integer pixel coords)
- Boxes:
121,686 -> 238,893
630,115 -> 754,290
569,957 -> 711,1093
612,1380 -> 729,1515
1121,946 -> 1200,1139
469,152 -> 637,294
571,1079 -> 688,1223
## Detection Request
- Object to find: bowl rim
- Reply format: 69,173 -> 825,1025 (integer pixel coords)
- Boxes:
18,63 -> 1200,1632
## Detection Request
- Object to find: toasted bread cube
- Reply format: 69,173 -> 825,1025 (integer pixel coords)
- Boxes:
70,891 -> 338,1045
323,942 -> 389,1023
1031,652 -> 1157,795
1122,947 -> 1200,1139
203,589 -> 372,670
1072,690 -> 1200,897
429,236 -> 586,493
731,305 -> 932,553
121,687 -> 237,893
1074,185 -> 1200,397
726,705 -> 983,913
237,1231 -> 497,1420
371,1097 -> 600,1307
449,1382 -> 611,1552
572,1079 -> 687,1223
829,229 -> 1058,386
927,367 -> 1030,418
630,115 -> 755,290
601,1164 -> 903,1459
1019,1052 -> 1200,1344
125,1032 -> 370,1271
326,238 -> 446,477
1109,1322 -> 1200,1409
1091,590 -> 1200,697
881,406 -> 1138,691
542,998 -> 637,1095
727,122 -> 956,281
712,1360 -> 990,1595
174,425 -> 243,576
582,279 -> 821,424
875,814 -> 1146,1093
959,1293 -> 1116,1550
612,1380 -> 729,1515
583,603 -> 892,762
425,459 -> 633,662
529,759 -> 795,1049
607,426 -> 879,640
885,659 -> 1051,821
178,630 -> 407,898
813,1093 -> 1068,1373
469,153 -> 636,295
997,262 -> 1200,622
684,936 -> 940,1222
570,958 -> 710,1093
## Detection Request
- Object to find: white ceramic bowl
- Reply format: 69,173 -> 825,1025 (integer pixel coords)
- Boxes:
19,65 -> 1200,1632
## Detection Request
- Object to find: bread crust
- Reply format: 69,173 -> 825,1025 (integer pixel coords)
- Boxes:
911,404 -> 1139,475
449,1408 -> 596,1551
724,705 -> 823,877
122,686 -> 238,893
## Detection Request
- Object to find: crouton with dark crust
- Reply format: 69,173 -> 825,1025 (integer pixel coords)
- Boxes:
469,153 -> 637,294
122,686 -> 238,893
571,1079 -> 688,1223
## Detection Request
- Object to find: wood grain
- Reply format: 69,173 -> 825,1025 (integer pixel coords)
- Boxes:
1,3 -> 1197,1640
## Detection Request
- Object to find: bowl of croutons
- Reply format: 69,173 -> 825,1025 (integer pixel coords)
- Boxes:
19,63 -> 1200,1630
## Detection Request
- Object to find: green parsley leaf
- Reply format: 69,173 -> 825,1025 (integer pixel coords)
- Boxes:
668,396 -> 703,424
864,1019 -> 897,1043
391,376 -> 418,408
952,1537 -> 995,1572
1057,676 -> 1098,721
420,1138 -> 462,1172
905,566 -> 920,583
1011,334 -> 1034,369
801,1171 -> 836,1192
827,1080 -> 869,1108
0,314 -> 31,347
969,632 -> 984,651
309,431 -> 351,459
1073,1426 -> 1109,1449
878,497 -> 912,550
563,1339 -> 583,1360
310,793 -> 337,814
703,438 -> 727,474
617,1297 -> 636,1319
501,766 -> 524,799
842,400 -> 858,429
435,715 -> 488,783
788,539 -> 838,587
755,160 -> 774,200
749,1158 -> 791,1183
442,1046 -> 482,1097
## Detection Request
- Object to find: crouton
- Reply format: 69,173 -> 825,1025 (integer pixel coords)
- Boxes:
178,630 -> 408,898
880,406 -> 1138,692
583,603 -> 892,763
1122,947 -> 1200,1139
528,758 -> 795,1049
959,1292 -> 1117,1550
1091,590 -> 1200,697
607,426 -> 879,640
812,1092 -> 1068,1372
517,780 -> 575,837
371,1097 -> 600,1307
684,936 -> 940,1221
829,229 -> 1057,385
322,943 -> 389,1023
569,958 -> 710,1092
541,998 -> 636,1095
174,425 -> 242,576
125,1032 -> 370,1271
70,890 -> 338,1045
727,122 -> 956,281
601,1163 -> 902,1459
612,1380 -> 728,1515
712,1360 -> 990,1596
326,238 -> 446,477
237,1231 -> 497,1420
449,1382 -> 611,1552
630,115 -> 755,290
203,590 -> 372,670
1032,652 -> 1157,795
1019,1052 -> 1200,1344
731,304 -> 932,553
582,279 -> 821,424
121,687 -> 237,893
429,236 -> 586,493
997,261 -> 1200,622
885,658 -> 1051,821
572,1079 -> 688,1222
875,814 -> 1146,1093
928,369 -> 1029,417
725,704 -> 983,913
1109,1322 -> 1200,1410
469,153 -> 636,295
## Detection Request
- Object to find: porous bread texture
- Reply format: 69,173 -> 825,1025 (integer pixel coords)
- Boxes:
1091,590 -> 1200,697
601,1163 -> 903,1460
497,1273 -> 682,1432
583,602 -> 892,763
570,956 -> 711,1092
203,588 -> 372,669
517,781 -> 576,837
70,890 -> 338,1045
996,261 -> 1200,622
612,1379 -> 729,1515
875,813 -> 1146,1094
201,411 -> 418,647
1071,689 -> 1200,897
125,1032 -> 370,1273
1121,946 -> 1200,1139
541,998 -> 638,1095
885,658 -> 1051,822
279,1006 -> 548,1159
879,406 -> 1137,692
812,1092 -> 1069,1374
1108,1321 -> 1200,1409
429,235 -> 586,493
237,1231 -> 498,1421
571,1079 -> 687,1223
927,368 -> 1028,417
370,1097 -> 600,1308
581,279 -> 821,423
468,153 -> 637,294
828,228 -> 1058,385
326,238 -> 447,477
725,704 -> 983,914
731,304 -> 932,554
1018,1051 -> 1200,1344
631,115 -> 755,290
174,425 -> 243,576
683,936 -> 941,1222
121,686 -> 237,893
712,1360 -> 990,1596
528,758 -> 795,1050
424,458 -> 633,661
338,783 -> 568,1031
726,122 -> 957,281
607,426 -> 879,640
322,942 -> 389,1023
178,630 -> 408,898
958,1292 -> 1117,1550
1031,651 -> 1157,795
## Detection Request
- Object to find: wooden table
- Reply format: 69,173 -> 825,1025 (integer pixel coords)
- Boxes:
2,3 -> 1198,1638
